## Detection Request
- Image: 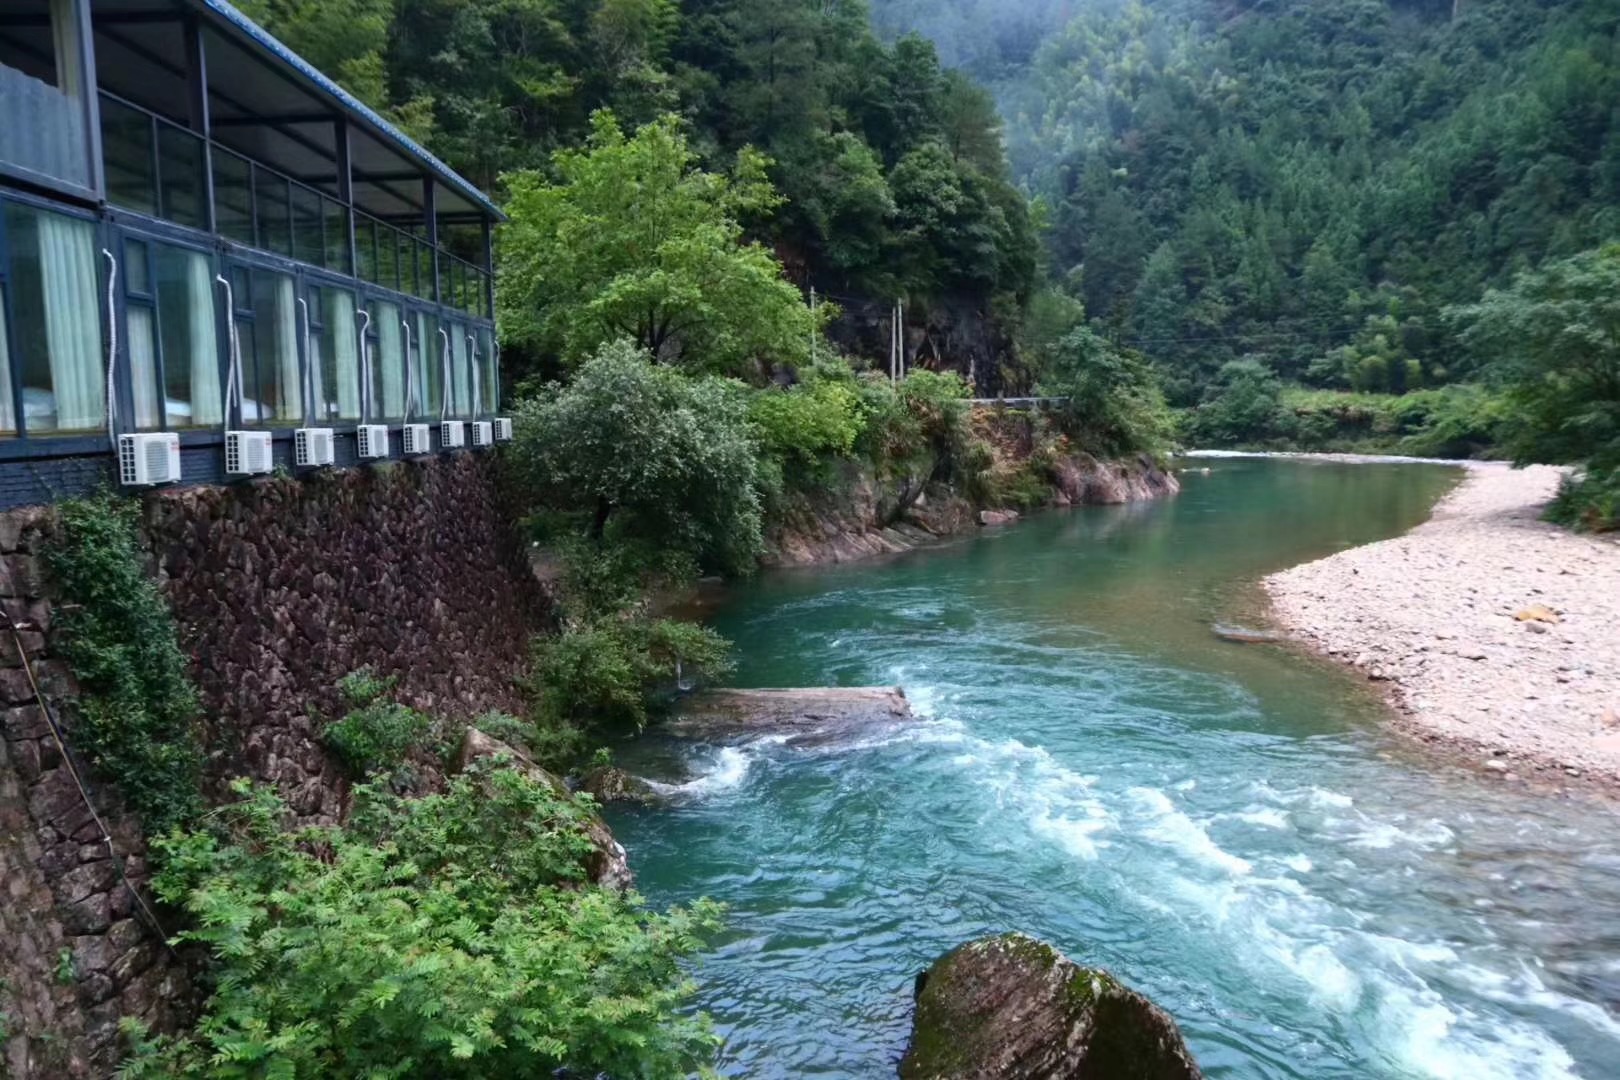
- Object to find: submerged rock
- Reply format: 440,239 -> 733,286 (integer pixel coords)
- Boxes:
900,933 -> 1202,1080
456,728 -> 634,890
577,765 -> 661,806
663,687 -> 912,746
1211,623 -> 1292,645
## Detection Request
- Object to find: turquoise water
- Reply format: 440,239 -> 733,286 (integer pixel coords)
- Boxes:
606,459 -> 1620,1078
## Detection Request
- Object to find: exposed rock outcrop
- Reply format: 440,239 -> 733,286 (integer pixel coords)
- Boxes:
577,765 -> 661,806
664,687 -> 913,746
900,933 -> 1202,1080
456,729 -> 633,890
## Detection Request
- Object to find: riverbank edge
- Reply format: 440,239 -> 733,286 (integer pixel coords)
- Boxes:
1252,454 -> 1620,797
763,452 -> 1180,568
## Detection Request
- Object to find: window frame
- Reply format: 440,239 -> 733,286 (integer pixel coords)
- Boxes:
0,0 -> 103,203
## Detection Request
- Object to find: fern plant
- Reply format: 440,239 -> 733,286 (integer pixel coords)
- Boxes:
122,763 -> 722,1078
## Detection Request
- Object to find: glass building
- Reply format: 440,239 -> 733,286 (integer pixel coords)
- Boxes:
0,0 -> 501,502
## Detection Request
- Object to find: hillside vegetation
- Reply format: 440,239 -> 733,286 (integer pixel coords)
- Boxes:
876,0 -> 1620,525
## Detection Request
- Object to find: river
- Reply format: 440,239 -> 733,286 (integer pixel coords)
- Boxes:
605,458 -> 1620,1079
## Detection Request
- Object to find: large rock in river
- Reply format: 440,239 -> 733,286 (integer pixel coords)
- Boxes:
663,687 -> 913,746
900,933 -> 1202,1080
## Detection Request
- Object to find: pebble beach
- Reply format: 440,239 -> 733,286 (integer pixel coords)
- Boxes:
1261,459 -> 1620,790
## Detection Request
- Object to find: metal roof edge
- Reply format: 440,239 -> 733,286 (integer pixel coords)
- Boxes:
196,0 -> 505,222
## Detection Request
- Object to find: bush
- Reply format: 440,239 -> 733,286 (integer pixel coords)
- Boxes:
512,340 -> 764,576
320,671 -> 432,778
45,495 -> 202,835
749,378 -> 864,463
529,616 -> 733,735
749,373 -> 867,503
123,766 -> 721,1078
1035,326 -> 1175,458
1546,465 -> 1620,532
1183,360 -> 1291,447
1276,384 -> 1508,457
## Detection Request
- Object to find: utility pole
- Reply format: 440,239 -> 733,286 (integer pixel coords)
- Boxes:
898,300 -> 905,379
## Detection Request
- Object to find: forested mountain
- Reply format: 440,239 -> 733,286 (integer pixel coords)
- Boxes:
238,0 -> 1038,385
876,0 -> 1620,403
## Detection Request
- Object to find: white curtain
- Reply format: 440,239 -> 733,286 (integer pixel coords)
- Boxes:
451,328 -> 471,418
127,306 -> 160,428
0,289 -> 14,432
416,312 -> 438,418
37,212 -> 103,430
327,291 -> 360,419
186,251 -> 222,425
273,276 -> 299,421
377,303 -> 403,418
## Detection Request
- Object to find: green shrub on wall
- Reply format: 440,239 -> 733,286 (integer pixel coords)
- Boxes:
321,670 -> 433,778
122,766 -> 721,1078
45,495 -> 202,835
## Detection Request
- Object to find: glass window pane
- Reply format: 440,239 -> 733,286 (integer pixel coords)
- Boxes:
157,126 -> 206,230
450,323 -> 471,418
213,151 -> 253,245
292,185 -> 323,267
311,286 -> 360,421
0,0 -> 92,188
0,284 -> 17,433
124,239 -> 149,295
417,241 -> 433,301
323,199 -> 349,274
154,244 -> 220,428
4,203 -> 104,432
127,304 -> 160,429
478,326 -> 495,416
415,310 -> 441,418
245,269 -> 299,423
101,97 -> 156,216
356,216 -> 376,284
367,299 -> 403,420
254,168 -> 291,256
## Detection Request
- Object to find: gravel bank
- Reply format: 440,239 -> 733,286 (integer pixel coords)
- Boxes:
1263,461 -> 1620,790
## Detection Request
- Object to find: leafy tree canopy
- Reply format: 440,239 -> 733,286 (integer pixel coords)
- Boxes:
510,339 -> 765,575
499,112 -> 819,378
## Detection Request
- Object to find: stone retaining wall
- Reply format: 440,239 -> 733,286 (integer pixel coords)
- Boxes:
0,453 -> 546,1078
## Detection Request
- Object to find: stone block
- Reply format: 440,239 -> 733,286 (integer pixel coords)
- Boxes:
61,891 -> 111,935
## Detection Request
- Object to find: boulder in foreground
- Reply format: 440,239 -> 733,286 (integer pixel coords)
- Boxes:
663,687 -> 912,746
901,933 -> 1202,1080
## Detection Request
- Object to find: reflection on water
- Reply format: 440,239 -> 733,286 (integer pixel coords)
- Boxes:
607,460 -> 1620,1079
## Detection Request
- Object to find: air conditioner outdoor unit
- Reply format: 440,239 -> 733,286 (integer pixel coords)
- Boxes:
118,432 -> 181,487
492,417 -> 513,442
469,421 -> 494,449
440,420 -> 466,450
356,424 -> 390,460
401,423 -> 432,456
294,427 -> 336,468
225,430 -> 274,476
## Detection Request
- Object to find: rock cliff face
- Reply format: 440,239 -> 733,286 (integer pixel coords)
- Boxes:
763,441 -> 1179,569
822,293 -> 1029,398
901,933 -> 1203,1080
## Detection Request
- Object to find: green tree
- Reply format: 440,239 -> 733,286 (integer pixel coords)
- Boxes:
1186,359 -> 1292,447
511,340 -> 765,574
499,112 -> 818,378
1451,242 -> 1620,528
1036,326 -> 1175,458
